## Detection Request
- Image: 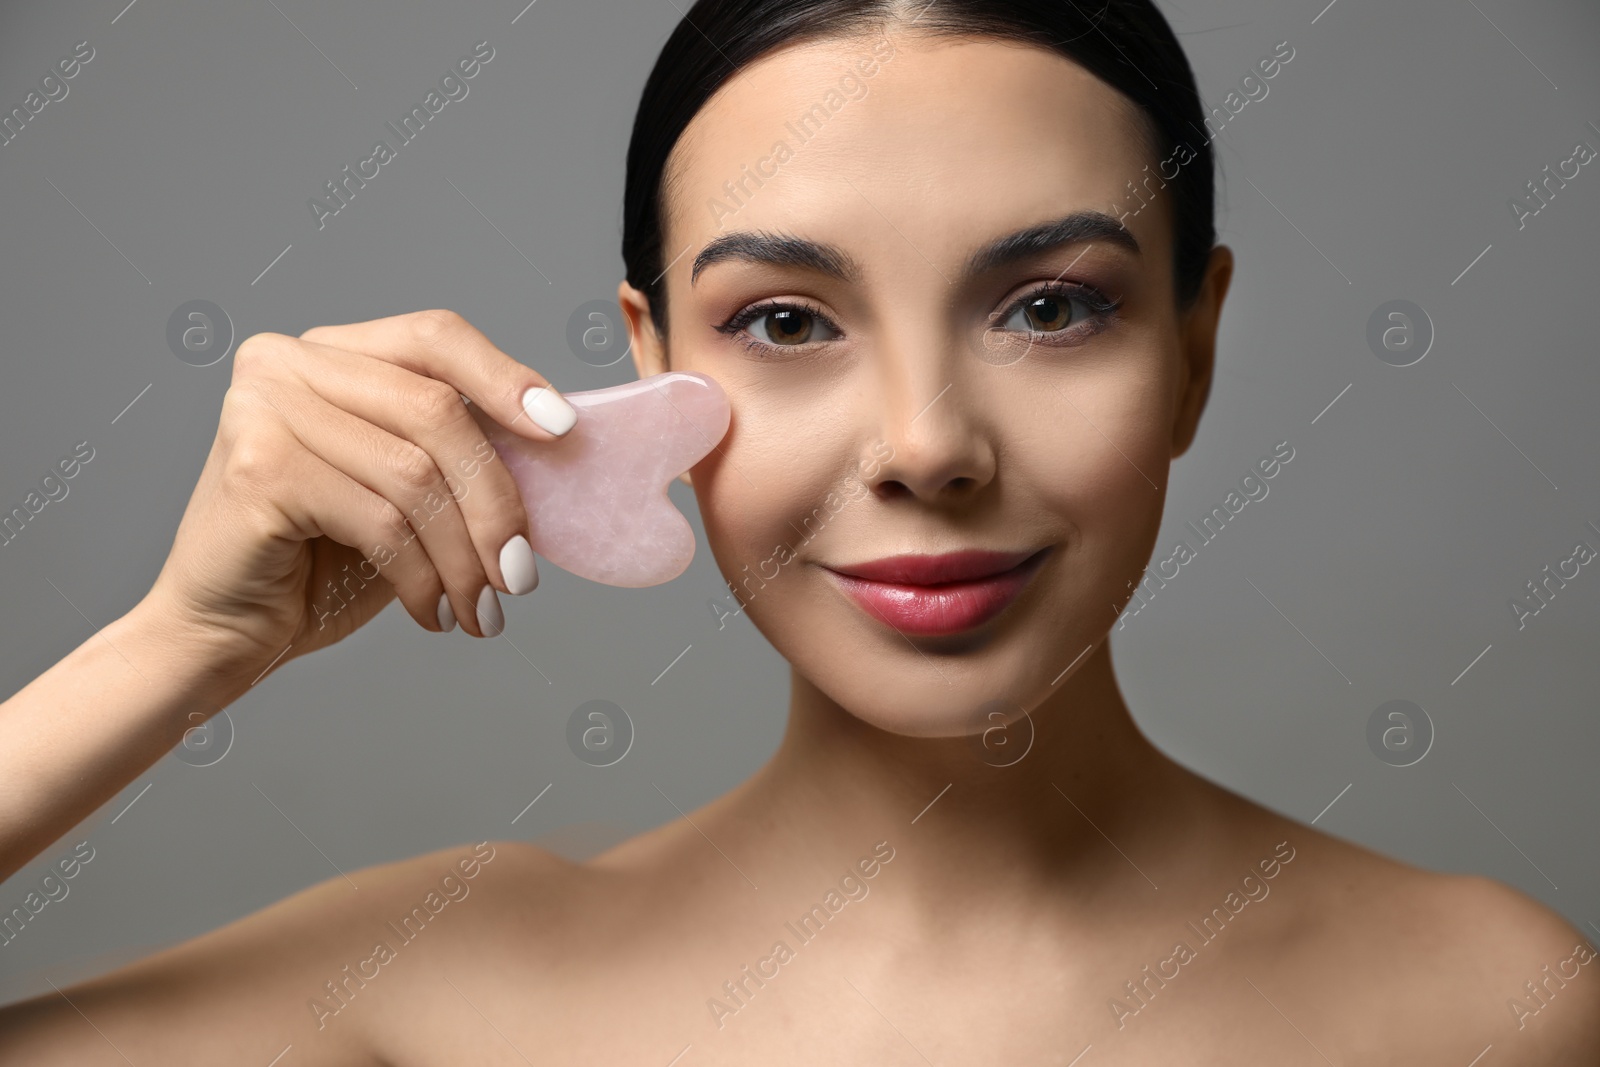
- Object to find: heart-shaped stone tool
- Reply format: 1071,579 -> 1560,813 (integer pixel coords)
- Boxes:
465,371 -> 730,588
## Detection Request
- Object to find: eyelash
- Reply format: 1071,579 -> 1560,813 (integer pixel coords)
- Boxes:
994,281 -> 1123,343
714,281 -> 1123,357
714,298 -> 840,357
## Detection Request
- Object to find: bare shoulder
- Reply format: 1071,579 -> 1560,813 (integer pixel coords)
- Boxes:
242,837 -> 588,1061
1412,872 -> 1600,1059
0,838 -> 578,1066
339,836 -> 584,972
1209,790 -> 1600,1064
354,836 -> 683,1064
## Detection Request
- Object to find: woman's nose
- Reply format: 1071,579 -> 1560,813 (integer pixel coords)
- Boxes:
861,341 -> 998,504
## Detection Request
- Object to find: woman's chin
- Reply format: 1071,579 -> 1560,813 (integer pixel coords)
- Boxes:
808,671 -> 1044,743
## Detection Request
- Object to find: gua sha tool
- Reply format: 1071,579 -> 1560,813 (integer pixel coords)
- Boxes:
465,372 -> 730,588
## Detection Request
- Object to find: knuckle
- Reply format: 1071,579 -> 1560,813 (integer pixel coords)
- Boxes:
233,332 -> 288,377
371,499 -> 411,544
407,380 -> 466,427
218,383 -> 269,444
408,308 -> 465,349
222,435 -> 278,487
389,442 -> 439,493
218,384 -> 250,422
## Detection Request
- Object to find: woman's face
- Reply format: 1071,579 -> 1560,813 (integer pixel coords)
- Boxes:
622,30 -> 1229,738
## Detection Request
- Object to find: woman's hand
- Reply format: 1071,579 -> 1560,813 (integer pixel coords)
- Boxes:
145,307 -> 578,685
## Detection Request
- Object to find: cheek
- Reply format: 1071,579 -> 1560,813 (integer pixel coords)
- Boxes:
1019,352 -> 1174,496
691,388 -> 854,588
696,365 -> 862,515
1012,355 -> 1176,592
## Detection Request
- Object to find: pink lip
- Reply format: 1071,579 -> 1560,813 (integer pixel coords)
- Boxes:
823,548 -> 1052,636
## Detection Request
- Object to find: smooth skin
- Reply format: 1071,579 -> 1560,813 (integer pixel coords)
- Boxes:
2,25 -> 1597,1066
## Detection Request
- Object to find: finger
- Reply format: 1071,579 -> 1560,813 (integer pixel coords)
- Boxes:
248,437 -> 459,636
278,337 -> 538,598
298,309 -> 578,442
255,381 -> 505,638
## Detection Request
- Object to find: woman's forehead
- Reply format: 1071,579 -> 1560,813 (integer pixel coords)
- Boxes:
660,32 -> 1162,276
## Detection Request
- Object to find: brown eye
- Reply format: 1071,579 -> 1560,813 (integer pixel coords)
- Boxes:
995,283 -> 1120,339
1011,295 -> 1075,332
717,299 -> 844,356
750,307 -> 835,346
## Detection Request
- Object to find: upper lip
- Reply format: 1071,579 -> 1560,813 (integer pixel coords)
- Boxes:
826,548 -> 1047,585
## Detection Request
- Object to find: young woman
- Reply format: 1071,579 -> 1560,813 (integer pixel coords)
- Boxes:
3,0 -> 1596,1062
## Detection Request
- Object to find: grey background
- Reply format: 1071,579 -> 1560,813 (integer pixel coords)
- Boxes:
2,0 -> 1597,1001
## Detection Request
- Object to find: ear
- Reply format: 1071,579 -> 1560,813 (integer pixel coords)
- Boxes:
618,278 -> 668,380
617,279 -> 693,488
1170,244 -> 1233,460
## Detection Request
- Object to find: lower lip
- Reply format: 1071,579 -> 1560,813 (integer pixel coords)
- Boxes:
825,549 -> 1052,637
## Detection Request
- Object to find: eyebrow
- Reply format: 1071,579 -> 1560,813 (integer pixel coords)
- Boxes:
689,209 -> 1140,286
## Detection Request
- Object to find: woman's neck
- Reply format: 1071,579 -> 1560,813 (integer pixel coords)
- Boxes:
723,641 -> 1206,920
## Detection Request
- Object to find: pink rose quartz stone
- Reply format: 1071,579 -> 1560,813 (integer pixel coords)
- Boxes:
465,371 -> 730,588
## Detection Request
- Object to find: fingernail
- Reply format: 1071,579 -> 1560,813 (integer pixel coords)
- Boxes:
521,384 -> 577,436
476,585 -> 504,637
436,592 -> 457,633
499,533 -> 539,595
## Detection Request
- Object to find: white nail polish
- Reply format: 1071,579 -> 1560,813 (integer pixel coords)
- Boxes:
476,584 -> 504,637
521,385 -> 578,436
436,593 -> 457,632
499,533 -> 539,595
